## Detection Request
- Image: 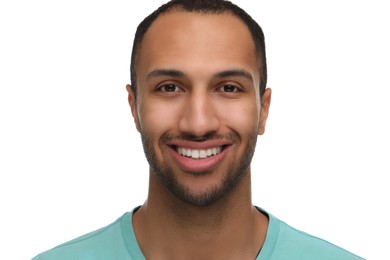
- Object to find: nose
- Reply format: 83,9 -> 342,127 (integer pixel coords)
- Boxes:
179,91 -> 220,137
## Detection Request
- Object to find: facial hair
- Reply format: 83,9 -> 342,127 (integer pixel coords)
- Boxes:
140,130 -> 258,207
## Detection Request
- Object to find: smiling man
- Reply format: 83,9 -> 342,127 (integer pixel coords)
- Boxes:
33,1 -> 363,259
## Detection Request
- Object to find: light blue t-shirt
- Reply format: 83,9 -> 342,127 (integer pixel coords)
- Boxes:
33,207 -> 364,259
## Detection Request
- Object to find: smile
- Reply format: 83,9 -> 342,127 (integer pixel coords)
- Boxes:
167,142 -> 230,172
177,147 -> 223,159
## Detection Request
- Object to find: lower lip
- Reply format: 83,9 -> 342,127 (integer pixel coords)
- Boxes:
168,146 -> 230,173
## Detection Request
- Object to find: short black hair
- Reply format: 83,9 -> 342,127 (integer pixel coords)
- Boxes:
130,0 -> 267,97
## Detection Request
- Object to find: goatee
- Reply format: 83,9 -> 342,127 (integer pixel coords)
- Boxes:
140,131 -> 258,207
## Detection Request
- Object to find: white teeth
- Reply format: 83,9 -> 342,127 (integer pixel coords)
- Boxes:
192,150 -> 199,159
177,147 -> 223,159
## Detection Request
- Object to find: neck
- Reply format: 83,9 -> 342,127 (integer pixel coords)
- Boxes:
132,170 -> 269,260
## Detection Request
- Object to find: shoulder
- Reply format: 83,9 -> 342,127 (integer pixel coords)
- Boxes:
257,208 -> 364,260
32,212 -> 132,260
277,219 -> 362,259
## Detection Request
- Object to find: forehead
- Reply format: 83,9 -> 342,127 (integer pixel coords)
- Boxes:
136,11 -> 259,82
146,10 -> 250,38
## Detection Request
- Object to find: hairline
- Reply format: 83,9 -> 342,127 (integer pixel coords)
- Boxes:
131,4 -> 266,98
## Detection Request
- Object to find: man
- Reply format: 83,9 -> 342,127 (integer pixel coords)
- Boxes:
33,0 -> 363,259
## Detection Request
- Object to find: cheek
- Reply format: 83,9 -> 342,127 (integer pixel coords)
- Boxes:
138,101 -> 182,137
217,99 -> 260,133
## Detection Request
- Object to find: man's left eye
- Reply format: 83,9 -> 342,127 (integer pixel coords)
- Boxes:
217,85 -> 240,93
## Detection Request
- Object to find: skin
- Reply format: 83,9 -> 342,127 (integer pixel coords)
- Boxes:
126,11 -> 272,260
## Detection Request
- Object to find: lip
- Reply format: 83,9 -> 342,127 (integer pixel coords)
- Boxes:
167,141 -> 231,173
168,139 -> 231,150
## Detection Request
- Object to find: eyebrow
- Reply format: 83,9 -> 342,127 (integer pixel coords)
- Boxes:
145,68 -> 254,83
145,69 -> 185,81
214,69 -> 254,83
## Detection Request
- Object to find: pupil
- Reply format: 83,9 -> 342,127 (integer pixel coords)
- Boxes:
224,85 -> 235,92
165,84 -> 175,91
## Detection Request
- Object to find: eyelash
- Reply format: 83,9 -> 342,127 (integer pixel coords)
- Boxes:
216,84 -> 242,93
155,83 -> 243,93
156,83 -> 183,92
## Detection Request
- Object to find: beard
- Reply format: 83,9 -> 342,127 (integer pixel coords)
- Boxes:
140,130 -> 258,207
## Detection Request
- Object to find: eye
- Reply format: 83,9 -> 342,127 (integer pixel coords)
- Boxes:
157,83 -> 182,92
217,84 -> 241,93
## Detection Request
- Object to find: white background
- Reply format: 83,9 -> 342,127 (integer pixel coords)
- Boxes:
0,0 -> 389,259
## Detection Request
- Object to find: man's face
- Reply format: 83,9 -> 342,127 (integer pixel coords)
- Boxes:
128,11 -> 271,206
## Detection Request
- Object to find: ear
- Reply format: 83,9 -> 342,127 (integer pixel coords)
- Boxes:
126,84 -> 141,132
258,88 -> 272,135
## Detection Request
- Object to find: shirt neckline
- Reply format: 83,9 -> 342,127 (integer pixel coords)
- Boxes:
120,206 -> 279,260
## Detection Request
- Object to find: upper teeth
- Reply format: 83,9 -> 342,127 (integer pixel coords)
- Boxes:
177,147 -> 222,159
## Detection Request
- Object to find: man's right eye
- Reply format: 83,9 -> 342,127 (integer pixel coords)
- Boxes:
157,84 -> 182,92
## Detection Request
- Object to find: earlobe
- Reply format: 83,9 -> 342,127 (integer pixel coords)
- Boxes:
258,88 -> 272,135
126,84 -> 141,132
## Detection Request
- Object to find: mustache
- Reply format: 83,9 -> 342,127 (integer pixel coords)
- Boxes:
160,132 -> 240,143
